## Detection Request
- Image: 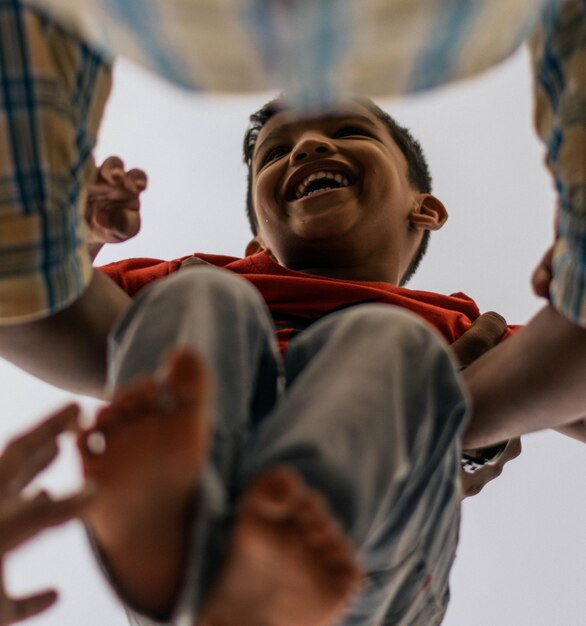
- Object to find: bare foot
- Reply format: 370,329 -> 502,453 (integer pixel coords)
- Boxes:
199,467 -> 362,626
79,348 -> 211,617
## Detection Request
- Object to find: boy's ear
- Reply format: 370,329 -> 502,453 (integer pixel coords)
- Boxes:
245,236 -> 265,257
408,194 -> 448,231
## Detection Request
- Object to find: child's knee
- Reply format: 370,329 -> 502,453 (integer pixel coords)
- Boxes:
333,304 -> 445,354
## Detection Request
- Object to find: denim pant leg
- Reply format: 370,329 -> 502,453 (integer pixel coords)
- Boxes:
106,267 -> 282,626
240,304 -> 468,626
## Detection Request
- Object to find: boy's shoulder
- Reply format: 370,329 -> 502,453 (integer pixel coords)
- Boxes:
99,252 -> 516,345
99,253 -> 240,295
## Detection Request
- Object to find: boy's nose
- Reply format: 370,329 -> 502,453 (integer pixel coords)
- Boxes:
290,134 -> 336,163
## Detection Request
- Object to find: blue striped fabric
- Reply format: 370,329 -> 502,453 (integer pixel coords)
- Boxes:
0,1 -> 111,322
531,0 -> 586,326
4,0 -> 586,327
410,0 -> 479,92
30,0 -> 543,100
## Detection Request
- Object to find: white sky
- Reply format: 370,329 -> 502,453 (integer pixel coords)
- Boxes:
1,48 -> 586,626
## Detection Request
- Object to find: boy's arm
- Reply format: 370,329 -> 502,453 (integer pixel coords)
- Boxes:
86,156 -> 147,262
0,270 -> 130,399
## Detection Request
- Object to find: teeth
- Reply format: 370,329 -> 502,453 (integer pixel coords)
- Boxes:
294,170 -> 351,199
306,186 -> 334,197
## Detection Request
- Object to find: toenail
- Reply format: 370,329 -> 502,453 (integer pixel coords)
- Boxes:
87,431 -> 106,455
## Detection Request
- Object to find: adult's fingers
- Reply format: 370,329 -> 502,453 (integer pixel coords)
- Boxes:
98,156 -> 125,184
504,437 -> 522,460
532,245 -> 554,299
450,311 -> 508,370
0,405 -> 80,493
460,438 -> 522,498
0,588 -> 57,625
0,486 -> 95,554
126,168 -> 148,191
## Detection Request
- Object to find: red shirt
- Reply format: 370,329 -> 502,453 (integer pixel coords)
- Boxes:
100,251 -> 517,353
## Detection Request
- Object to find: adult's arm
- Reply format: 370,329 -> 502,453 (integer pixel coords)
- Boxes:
462,2 -> 586,448
0,270 -> 130,399
0,5 -> 118,396
553,419 -> 586,444
461,304 -> 586,449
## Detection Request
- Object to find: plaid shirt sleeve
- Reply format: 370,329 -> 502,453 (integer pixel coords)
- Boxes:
530,0 -> 586,327
0,1 -> 111,324
31,0 -> 542,104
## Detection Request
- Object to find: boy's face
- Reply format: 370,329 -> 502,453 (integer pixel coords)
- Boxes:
250,102 -> 443,281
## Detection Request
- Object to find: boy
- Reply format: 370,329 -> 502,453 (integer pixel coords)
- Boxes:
80,98 -> 519,626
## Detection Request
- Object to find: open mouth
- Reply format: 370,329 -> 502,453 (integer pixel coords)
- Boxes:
287,169 -> 355,201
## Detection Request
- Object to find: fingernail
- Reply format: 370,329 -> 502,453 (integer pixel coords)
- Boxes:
77,404 -> 95,429
86,431 -> 106,455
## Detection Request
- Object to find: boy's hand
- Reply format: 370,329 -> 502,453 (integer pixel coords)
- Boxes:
0,406 -> 95,625
85,156 -> 147,259
450,311 -> 508,370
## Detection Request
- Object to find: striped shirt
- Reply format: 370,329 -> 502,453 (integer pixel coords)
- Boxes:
530,0 -> 586,326
0,1 -> 110,322
3,0 -> 586,327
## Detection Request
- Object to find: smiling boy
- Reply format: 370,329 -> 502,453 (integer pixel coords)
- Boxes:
245,99 -> 445,285
81,98 -> 516,626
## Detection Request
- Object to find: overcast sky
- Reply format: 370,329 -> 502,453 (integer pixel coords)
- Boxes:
1,48 -> 585,626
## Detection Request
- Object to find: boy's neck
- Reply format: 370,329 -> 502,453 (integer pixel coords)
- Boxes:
286,260 -> 400,284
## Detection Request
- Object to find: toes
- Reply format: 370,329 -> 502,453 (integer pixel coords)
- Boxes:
329,562 -> 363,595
244,467 -> 305,520
295,491 -> 340,539
163,348 -> 210,409
305,521 -> 342,549
296,492 -> 330,528
302,514 -> 351,564
99,377 -> 158,431
292,491 -> 358,574
92,403 -> 118,431
321,538 -> 357,570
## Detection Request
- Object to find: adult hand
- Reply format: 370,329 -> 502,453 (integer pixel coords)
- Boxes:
85,156 -> 147,259
450,312 -> 522,497
460,438 -> 522,499
532,244 -> 554,299
0,405 -> 94,625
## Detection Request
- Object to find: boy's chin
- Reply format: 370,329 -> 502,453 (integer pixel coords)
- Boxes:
289,223 -> 358,246
288,205 -> 362,240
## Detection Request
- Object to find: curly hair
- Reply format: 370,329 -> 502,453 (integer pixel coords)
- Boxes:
243,97 -> 433,285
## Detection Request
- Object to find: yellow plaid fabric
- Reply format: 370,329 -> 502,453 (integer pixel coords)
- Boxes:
531,0 -> 586,325
5,0 -> 586,327
0,2 -> 110,323
32,0 -> 543,102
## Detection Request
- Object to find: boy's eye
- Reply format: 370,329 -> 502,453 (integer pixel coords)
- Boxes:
334,126 -> 374,138
262,146 -> 290,165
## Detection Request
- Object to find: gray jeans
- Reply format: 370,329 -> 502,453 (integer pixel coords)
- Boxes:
107,267 -> 468,626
